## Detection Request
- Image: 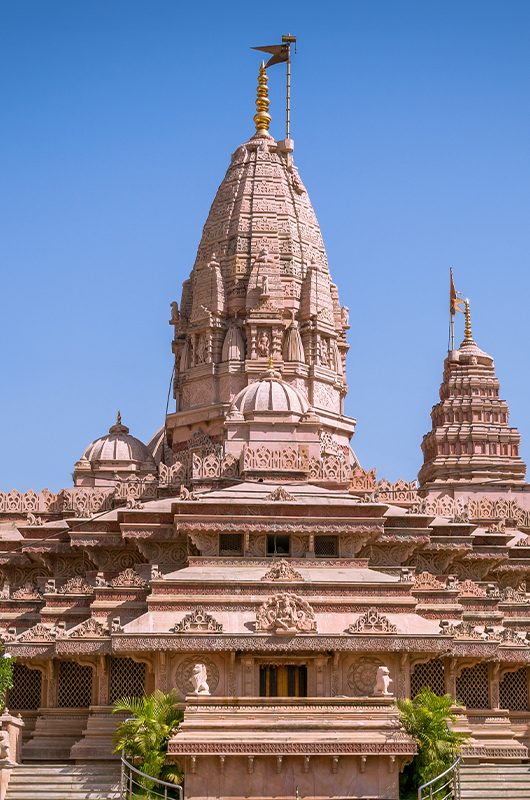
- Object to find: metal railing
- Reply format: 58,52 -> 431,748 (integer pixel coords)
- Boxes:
418,757 -> 461,800
121,752 -> 183,800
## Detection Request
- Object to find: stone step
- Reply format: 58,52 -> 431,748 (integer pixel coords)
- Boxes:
5,762 -> 122,800
460,764 -> 530,800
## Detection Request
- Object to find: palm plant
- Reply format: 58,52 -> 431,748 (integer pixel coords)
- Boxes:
112,689 -> 183,789
397,688 -> 469,798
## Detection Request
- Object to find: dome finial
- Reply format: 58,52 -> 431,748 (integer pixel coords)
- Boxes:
117,409 -> 122,426
253,62 -> 271,135
464,298 -> 473,343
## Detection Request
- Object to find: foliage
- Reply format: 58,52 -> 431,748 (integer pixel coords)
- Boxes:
113,690 -> 183,789
0,653 -> 14,713
397,688 -> 469,798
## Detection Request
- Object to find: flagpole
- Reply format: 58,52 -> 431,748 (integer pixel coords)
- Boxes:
282,34 -> 296,140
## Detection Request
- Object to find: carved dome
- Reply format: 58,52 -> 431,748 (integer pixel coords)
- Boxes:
74,414 -> 156,486
81,423 -> 154,464
231,370 -> 310,417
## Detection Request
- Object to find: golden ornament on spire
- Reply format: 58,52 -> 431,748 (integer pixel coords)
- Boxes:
117,410 -> 122,426
254,62 -> 271,135
464,298 -> 473,342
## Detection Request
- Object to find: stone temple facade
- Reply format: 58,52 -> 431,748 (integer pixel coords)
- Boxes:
2,64 -> 530,800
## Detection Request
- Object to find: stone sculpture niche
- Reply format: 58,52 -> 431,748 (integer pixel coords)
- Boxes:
373,666 -> 393,696
189,663 -> 210,696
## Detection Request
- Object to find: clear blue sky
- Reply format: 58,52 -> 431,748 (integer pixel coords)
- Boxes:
1,0 -> 530,492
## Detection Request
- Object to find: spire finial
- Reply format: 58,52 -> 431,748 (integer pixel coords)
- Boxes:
253,62 -> 271,135
464,298 -> 473,342
268,354 -> 274,370
117,409 -> 122,426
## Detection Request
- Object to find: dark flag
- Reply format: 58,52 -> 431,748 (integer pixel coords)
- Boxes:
252,43 -> 290,68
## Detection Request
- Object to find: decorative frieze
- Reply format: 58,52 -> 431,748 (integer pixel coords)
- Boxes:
172,609 -> 223,634
347,608 -> 397,634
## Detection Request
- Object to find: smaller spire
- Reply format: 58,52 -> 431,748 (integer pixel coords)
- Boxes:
253,62 -> 271,135
117,409 -> 122,426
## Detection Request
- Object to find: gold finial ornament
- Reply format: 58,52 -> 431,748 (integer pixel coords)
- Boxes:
254,62 -> 271,135
268,354 -> 274,370
464,299 -> 473,342
117,410 -> 122,426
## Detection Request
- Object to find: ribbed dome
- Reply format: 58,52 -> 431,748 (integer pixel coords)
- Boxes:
80,415 -> 156,467
232,370 -> 310,417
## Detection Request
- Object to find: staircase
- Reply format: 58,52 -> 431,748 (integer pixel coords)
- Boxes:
460,763 -> 530,799
5,762 -> 121,800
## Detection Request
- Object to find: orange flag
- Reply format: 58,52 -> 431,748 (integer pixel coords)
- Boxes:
450,268 -> 465,315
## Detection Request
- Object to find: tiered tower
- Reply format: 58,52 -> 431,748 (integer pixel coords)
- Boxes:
419,300 -> 526,488
165,65 -> 354,483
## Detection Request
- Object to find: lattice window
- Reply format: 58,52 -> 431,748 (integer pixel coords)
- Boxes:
219,534 -> 243,556
410,660 -> 445,698
8,664 -> 42,710
314,535 -> 338,558
57,661 -> 93,708
500,668 -> 528,711
456,663 -> 489,709
109,657 -> 146,703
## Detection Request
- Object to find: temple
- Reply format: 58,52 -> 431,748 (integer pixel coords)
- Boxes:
1,58 -> 530,800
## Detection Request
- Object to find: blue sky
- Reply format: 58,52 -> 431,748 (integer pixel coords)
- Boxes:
1,0 -> 529,491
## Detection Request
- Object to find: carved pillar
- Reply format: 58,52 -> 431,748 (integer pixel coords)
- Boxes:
227,652 -> 236,697
241,657 -> 254,696
490,663 -> 500,710
445,658 -> 457,698
97,655 -> 109,706
397,653 -> 410,699
46,660 -> 57,707
331,652 -> 340,697
314,657 -> 327,697
157,652 -> 169,693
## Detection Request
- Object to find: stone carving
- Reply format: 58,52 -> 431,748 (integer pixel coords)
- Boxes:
172,608 -> 223,634
0,729 -> 11,761
26,512 -> 44,526
255,594 -> 317,635
347,608 -> 397,634
347,658 -> 382,695
18,623 -> 56,642
261,560 -> 304,582
69,618 -> 108,638
58,576 -> 93,594
500,585 -> 529,603
256,330 -> 271,357
458,579 -> 486,597
11,582 -> 42,600
188,532 -> 217,557
373,666 -> 393,696
349,467 -> 377,492
189,663 -> 210,695
110,568 -> 148,589
264,487 -> 297,503
439,621 -> 484,640
412,572 -> 444,590
175,658 -> 219,696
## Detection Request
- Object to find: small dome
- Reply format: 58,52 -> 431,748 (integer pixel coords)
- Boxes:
80,413 -> 156,467
232,370 -> 310,417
